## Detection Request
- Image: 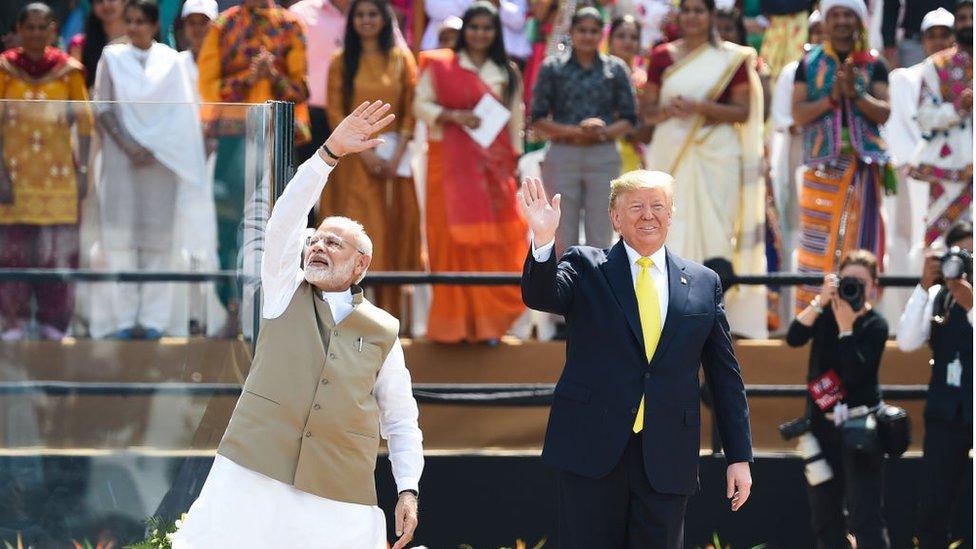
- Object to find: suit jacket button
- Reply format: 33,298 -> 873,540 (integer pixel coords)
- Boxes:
333,330 -> 339,337
321,378 -> 329,385
631,407 -> 638,414
305,431 -> 312,438
644,372 -> 650,379
313,404 -> 321,410
329,353 -> 337,360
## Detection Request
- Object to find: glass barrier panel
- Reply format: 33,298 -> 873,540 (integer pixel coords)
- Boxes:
0,99 -> 281,545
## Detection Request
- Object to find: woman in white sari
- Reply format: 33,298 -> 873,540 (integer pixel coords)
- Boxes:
641,0 -> 767,338
89,0 -> 214,339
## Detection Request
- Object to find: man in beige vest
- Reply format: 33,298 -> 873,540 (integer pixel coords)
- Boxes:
174,101 -> 423,549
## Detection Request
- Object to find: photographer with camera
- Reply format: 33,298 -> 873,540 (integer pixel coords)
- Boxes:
896,220 -> 973,549
786,250 -> 890,548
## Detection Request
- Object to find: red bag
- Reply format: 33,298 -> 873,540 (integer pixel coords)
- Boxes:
808,370 -> 847,412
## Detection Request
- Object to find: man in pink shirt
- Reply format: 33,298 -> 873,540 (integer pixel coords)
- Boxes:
289,0 -> 349,163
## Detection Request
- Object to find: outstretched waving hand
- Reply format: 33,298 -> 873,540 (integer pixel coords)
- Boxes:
322,100 -> 396,159
517,176 -> 562,247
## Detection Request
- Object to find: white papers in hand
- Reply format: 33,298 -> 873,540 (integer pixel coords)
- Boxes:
464,93 -> 510,149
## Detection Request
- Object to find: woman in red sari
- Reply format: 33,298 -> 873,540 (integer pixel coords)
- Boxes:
413,1 -> 526,344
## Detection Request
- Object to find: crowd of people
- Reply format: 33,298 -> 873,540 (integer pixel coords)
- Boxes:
0,0 -> 971,345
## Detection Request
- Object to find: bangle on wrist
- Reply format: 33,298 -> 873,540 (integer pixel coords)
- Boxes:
809,297 -> 824,314
321,141 -> 341,161
837,330 -> 853,338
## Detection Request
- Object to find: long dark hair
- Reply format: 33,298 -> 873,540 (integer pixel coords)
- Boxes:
81,4 -> 111,87
455,1 -> 518,105
341,0 -> 395,114
679,0 -> 719,45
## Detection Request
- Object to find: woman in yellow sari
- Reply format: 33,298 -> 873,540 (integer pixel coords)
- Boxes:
641,0 -> 767,338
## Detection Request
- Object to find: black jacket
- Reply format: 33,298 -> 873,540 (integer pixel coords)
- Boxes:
786,305 -> 888,420
522,240 -> 753,496
925,289 -> 973,423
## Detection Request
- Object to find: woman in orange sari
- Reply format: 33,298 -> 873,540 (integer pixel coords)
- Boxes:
413,1 -> 527,343
320,0 -> 421,321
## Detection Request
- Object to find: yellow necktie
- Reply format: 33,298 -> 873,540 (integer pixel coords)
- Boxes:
633,257 -> 662,433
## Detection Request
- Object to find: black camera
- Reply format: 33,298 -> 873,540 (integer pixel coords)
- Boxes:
941,246 -> 973,280
838,276 -> 866,311
778,416 -> 811,440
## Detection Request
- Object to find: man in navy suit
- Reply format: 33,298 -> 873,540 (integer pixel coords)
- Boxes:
519,172 -> 754,548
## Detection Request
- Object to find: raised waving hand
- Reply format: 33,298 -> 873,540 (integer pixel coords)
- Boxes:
518,176 -> 562,247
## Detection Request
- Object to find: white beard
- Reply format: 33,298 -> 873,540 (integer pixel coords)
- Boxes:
304,256 -> 357,289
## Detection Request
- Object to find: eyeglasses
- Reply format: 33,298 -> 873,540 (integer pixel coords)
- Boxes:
305,233 -> 366,255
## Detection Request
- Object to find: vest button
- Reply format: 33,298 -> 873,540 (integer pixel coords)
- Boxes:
305,431 -> 312,437
313,404 -> 321,410
333,330 -> 339,337
329,353 -> 337,360
321,379 -> 329,385
644,372 -> 650,379
631,407 -> 638,414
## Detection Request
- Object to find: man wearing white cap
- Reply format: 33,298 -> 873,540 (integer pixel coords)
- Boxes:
881,0 -> 955,68
879,7 -> 955,329
908,0 -> 973,251
790,0 -> 892,313
178,0 -> 219,85
436,15 -> 462,48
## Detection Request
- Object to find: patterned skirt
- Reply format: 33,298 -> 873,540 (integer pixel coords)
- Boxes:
795,155 -> 885,313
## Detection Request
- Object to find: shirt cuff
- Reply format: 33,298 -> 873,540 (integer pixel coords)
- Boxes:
395,476 -> 420,495
531,239 -> 555,262
304,148 -> 335,178
910,284 -> 928,302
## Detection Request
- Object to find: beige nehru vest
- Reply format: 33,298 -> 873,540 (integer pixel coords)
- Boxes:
218,281 -> 399,505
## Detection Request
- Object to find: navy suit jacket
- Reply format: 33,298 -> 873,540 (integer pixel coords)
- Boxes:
522,240 -> 753,495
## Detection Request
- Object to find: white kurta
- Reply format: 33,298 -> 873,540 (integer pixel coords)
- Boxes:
877,64 -> 930,333
172,153 -> 424,548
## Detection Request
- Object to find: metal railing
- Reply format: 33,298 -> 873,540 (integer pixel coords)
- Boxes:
0,269 -> 922,287
0,380 -> 928,403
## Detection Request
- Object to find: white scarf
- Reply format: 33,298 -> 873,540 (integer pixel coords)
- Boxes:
100,42 -> 217,258
100,42 -> 207,189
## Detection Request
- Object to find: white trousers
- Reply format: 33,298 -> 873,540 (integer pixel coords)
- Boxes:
104,248 -> 174,332
172,455 -> 387,549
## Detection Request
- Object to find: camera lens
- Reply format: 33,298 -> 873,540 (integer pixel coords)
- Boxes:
838,277 -> 866,311
942,255 -> 964,280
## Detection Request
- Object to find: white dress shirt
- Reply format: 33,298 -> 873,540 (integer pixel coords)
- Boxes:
897,284 -> 975,352
532,239 -> 670,323
174,152 -> 421,547
260,151 -> 424,494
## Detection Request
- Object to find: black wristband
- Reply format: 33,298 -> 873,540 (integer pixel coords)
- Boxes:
321,142 -> 341,160
399,489 -> 419,498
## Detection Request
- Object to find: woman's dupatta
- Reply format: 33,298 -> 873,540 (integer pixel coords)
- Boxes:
424,49 -> 524,247
650,41 -> 768,337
